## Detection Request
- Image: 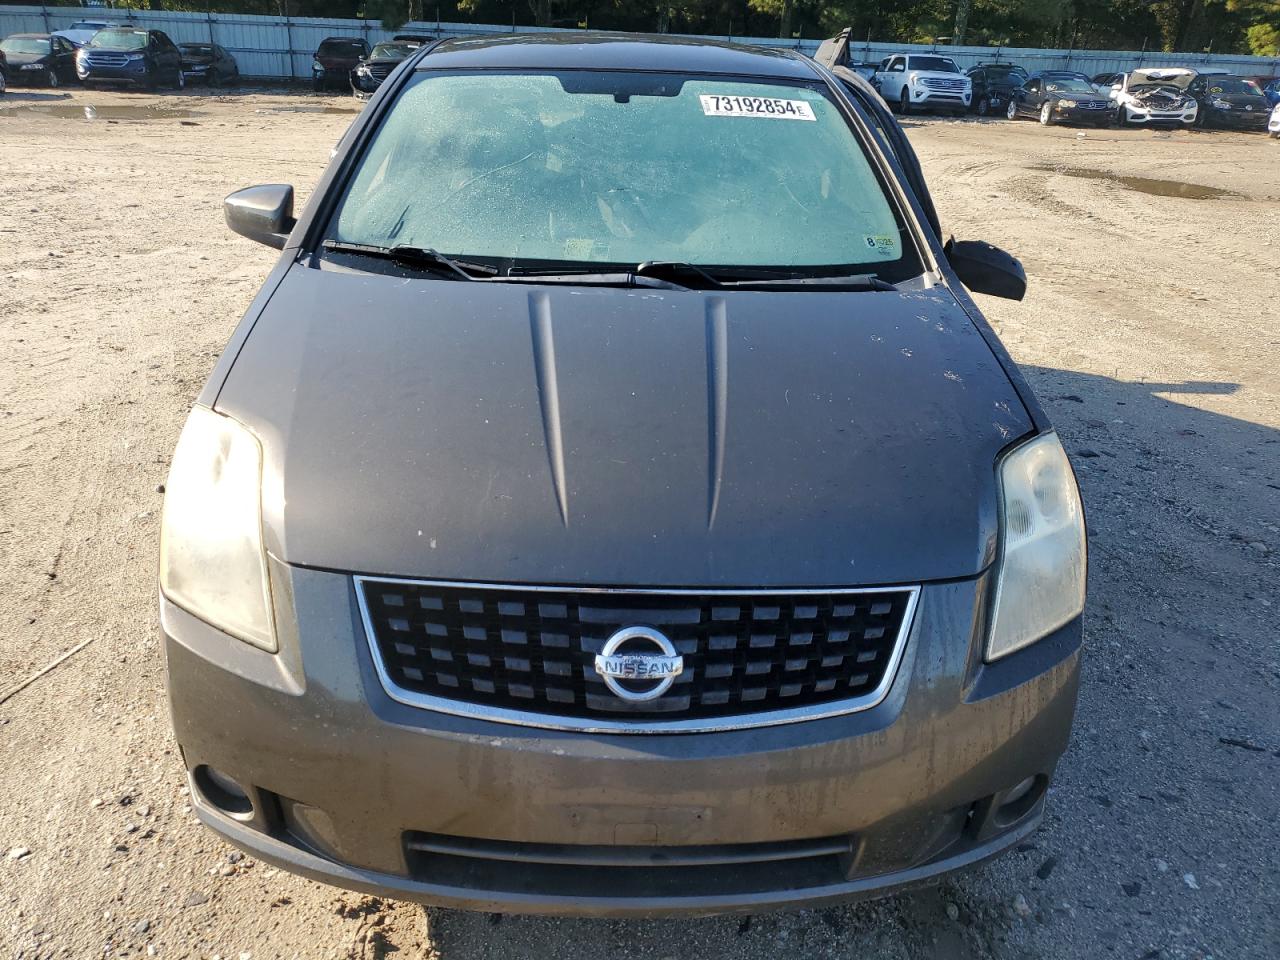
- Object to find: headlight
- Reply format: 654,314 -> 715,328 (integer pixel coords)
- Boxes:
125,53 -> 144,62
988,432 -> 1086,661
1058,99 -> 1078,108
355,64 -> 370,76
160,406 -> 276,651
312,60 -> 324,73
1211,98 -> 1231,109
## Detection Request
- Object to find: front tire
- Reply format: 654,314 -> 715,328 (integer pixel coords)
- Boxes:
1116,106 -> 1128,126
0,71 -> 7,96
1040,101 -> 1054,125
1006,98 -> 1018,121
174,68 -> 185,90
976,96 -> 990,116
47,70 -> 60,89
899,88 -> 912,116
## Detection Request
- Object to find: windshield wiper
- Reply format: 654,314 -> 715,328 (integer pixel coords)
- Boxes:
321,240 -> 497,279
497,266 -> 691,291
633,261 -> 722,288
629,263 -> 895,291
719,273 -> 896,291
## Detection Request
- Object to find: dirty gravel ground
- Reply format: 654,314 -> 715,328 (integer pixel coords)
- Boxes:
1,85 -> 1277,960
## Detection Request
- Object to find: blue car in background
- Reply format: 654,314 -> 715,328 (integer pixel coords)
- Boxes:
1252,76 -> 1280,106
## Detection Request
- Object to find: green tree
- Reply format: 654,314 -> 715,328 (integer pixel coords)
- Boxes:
1228,0 -> 1280,52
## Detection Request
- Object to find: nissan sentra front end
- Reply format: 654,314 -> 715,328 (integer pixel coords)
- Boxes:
160,34 -> 1085,916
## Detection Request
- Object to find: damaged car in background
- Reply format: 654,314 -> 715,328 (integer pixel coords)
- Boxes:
1187,74 -> 1271,131
1108,68 -> 1199,126
350,38 -> 422,99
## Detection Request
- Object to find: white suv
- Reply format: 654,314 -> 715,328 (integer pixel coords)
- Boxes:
875,54 -> 972,115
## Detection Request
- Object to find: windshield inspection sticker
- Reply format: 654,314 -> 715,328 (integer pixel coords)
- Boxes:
863,234 -> 899,257
700,94 -> 817,120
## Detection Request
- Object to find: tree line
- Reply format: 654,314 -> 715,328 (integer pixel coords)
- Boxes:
13,0 -> 1277,55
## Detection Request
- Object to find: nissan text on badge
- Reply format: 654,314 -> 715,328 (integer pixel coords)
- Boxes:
160,34 -> 1086,916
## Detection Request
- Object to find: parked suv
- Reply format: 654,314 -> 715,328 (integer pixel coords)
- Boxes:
875,53 -> 972,114
966,62 -> 1027,116
311,36 -> 369,92
77,27 -> 184,89
164,35 -> 1085,916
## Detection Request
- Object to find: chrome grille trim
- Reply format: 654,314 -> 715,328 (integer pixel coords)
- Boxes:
355,576 -> 921,734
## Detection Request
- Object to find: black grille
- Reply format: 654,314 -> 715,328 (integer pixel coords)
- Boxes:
358,580 -> 915,726
367,63 -> 393,80
85,52 -> 132,67
403,831 -> 854,897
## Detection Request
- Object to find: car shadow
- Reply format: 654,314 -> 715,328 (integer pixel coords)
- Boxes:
0,89 -> 75,103
413,366 -> 1278,959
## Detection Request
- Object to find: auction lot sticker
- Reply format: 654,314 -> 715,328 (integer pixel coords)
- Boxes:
699,94 -> 817,120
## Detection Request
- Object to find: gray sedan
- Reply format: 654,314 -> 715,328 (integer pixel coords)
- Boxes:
159,33 -> 1085,916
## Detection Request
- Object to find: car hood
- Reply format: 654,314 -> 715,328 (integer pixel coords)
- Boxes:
1210,93 -> 1269,109
215,267 -> 1033,587
5,51 -> 50,66
181,53 -> 215,65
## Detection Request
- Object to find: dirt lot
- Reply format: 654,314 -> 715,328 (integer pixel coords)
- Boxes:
1,84 -> 1277,960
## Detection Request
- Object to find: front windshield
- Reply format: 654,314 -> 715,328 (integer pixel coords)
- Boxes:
331,70 -> 919,278
89,30 -> 148,51
181,44 -> 213,55
1,37 -> 51,55
70,21 -> 107,29
1206,78 -> 1262,96
318,39 -> 365,57
1046,79 -> 1095,94
370,42 -> 414,59
908,56 -> 959,73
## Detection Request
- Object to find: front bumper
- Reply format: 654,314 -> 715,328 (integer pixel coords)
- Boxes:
11,64 -> 50,84
1206,108 -> 1269,130
350,74 -> 380,99
78,63 -> 149,85
912,88 -> 971,110
1122,104 -> 1197,124
1053,103 -> 1112,124
163,564 -> 1081,916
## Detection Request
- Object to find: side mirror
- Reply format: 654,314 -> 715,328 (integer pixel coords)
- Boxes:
224,184 -> 296,249
945,238 -> 1027,301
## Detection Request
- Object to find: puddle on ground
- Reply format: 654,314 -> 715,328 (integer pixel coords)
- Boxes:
255,104 -> 361,115
0,103 -> 199,121
1032,165 -> 1241,200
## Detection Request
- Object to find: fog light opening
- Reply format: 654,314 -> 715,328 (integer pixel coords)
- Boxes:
193,765 -> 254,818
993,775 -> 1047,827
